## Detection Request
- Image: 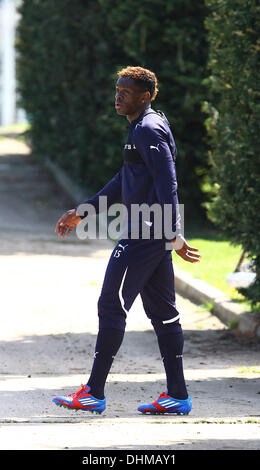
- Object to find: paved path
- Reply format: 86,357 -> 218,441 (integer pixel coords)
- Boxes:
0,137 -> 259,450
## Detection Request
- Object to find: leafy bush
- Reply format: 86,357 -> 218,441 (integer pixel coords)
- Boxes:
16,0 -> 209,218
204,0 -> 260,307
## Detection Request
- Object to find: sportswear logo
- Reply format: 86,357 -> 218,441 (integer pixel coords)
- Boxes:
118,244 -> 128,251
79,398 -> 99,405
124,144 -> 136,150
159,399 -> 180,408
150,144 -> 160,151
113,244 -> 128,258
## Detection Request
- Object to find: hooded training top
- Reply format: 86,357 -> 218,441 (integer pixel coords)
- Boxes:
76,106 -> 180,240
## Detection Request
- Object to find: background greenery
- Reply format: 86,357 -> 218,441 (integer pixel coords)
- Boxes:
16,0 -> 209,221
16,0 -> 260,308
204,0 -> 260,307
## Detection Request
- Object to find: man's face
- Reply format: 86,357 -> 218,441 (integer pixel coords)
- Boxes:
115,77 -> 149,118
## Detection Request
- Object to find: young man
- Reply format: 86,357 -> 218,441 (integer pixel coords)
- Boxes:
52,66 -> 201,415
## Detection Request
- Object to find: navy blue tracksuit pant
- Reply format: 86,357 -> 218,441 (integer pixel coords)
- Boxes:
98,238 -> 180,335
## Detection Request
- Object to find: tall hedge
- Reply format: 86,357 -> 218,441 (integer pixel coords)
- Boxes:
204,0 -> 260,306
16,0 -> 209,219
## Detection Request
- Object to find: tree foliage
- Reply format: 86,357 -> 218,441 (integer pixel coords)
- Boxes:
16,0 -> 209,218
204,0 -> 260,306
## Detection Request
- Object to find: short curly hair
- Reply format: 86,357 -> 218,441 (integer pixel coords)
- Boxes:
117,66 -> 159,101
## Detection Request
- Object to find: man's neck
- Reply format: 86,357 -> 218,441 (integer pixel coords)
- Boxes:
127,104 -> 151,123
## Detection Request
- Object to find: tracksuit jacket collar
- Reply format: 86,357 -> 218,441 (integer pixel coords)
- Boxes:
126,106 -> 154,130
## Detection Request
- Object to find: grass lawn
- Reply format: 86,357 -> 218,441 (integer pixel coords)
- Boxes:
0,123 -> 30,135
0,123 -> 30,143
172,224 -> 253,311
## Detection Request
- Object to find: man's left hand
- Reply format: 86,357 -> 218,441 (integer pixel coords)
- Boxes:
172,235 -> 201,263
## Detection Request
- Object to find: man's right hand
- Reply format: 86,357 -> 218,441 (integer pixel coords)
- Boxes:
55,209 -> 82,238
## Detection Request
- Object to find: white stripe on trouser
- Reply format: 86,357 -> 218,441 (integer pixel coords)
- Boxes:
118,266 -> 129,314
162,313 -> 180,324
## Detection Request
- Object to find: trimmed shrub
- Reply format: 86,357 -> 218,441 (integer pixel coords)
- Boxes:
16,0 -> 209,218
204,0 -> 260,307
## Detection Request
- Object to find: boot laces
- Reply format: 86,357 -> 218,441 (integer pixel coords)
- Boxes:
70,384 -> 89,398
158,392 -> 169,400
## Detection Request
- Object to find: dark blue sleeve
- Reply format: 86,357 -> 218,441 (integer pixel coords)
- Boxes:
75,168 -> 122,219
133,123 -> 180,237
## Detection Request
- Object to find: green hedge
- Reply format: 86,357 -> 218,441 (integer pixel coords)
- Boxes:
16,0 -> 209,219
204,0 -> 260,307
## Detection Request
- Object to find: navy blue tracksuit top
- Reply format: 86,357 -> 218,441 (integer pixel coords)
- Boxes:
77,106 -> 180,240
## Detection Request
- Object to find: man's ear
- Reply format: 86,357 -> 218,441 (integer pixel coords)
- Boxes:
141,91 -> 151,103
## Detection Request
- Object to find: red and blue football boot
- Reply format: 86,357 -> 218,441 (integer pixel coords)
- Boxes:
138,392 -> 191,415
52,384 -> 106,414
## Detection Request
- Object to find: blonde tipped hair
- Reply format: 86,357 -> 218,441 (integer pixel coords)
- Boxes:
117,66 -> 159,101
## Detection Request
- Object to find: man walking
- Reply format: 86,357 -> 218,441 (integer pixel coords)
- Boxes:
52,66 -> 201,415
